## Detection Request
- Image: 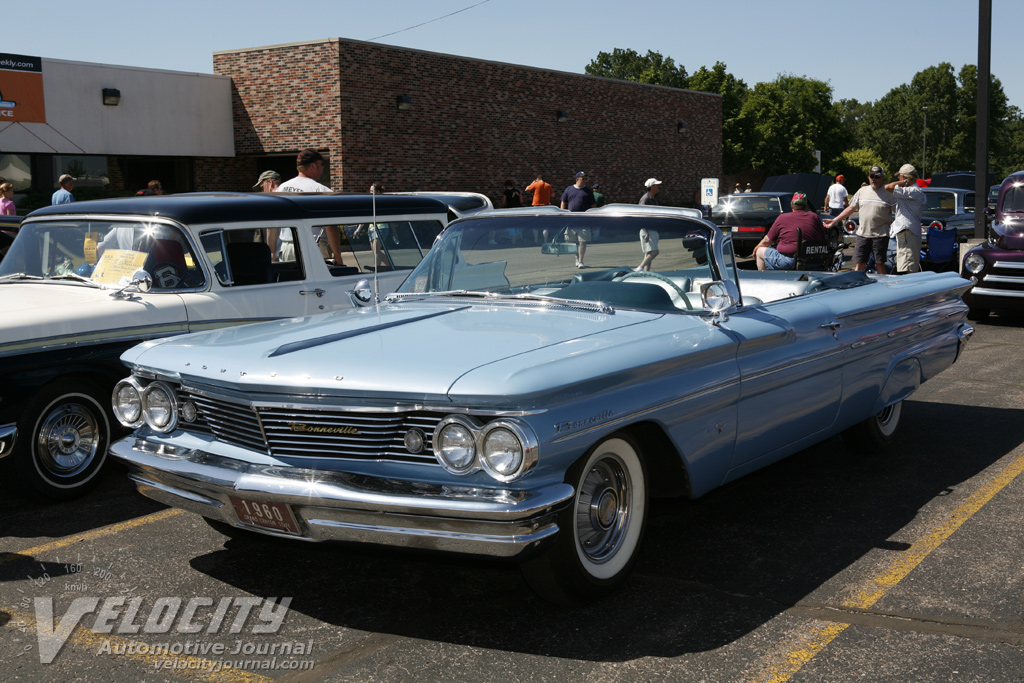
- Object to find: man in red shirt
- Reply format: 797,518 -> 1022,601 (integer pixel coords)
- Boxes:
753,192 -> 826,271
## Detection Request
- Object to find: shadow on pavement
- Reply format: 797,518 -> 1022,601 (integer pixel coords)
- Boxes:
187,399 -> 1024,661
0,460 -> 166,542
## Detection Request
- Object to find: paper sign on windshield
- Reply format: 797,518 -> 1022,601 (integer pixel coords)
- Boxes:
91,250 -> 148,285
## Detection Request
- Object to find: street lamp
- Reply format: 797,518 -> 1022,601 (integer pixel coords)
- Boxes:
922,106 -> 928,179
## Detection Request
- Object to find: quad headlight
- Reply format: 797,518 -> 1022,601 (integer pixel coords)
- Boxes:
142,381 -> 178,432
432,415 -> 538,482
112,378 -> 144,428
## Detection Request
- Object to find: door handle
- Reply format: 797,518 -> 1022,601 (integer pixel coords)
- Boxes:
820,321 -> 841,330
299,288 -> 325,298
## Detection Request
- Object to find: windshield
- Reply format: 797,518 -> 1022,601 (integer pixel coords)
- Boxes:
0,219 -> 205,289
397,213 -> 731,312
923,191 -> 963,217
1002,184 -> 1024,214
713,195 -> 783,215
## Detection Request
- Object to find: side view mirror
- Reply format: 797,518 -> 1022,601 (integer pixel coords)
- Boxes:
701,280 -> 739,324
349,278 -> 375,306
132,269 -> 153,293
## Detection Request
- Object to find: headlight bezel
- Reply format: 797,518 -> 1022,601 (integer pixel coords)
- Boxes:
141,380 -> 179,433
479,420 -> 538,482
112,378 -> 145,428
433,415 -> 481,475
964,252 -> 986,275
431,415 -> 538,482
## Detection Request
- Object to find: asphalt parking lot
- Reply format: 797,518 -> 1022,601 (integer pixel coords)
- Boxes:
2,311 -> 1024,682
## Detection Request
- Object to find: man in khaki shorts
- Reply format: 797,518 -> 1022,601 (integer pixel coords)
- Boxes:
824,166 -> 894,273
885,164 -> 926,274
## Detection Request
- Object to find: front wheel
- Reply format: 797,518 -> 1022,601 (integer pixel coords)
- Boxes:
521,435 -> 647,604
14,381 -> 110,500
844,400 -> 903,451
967,307 -> 990,321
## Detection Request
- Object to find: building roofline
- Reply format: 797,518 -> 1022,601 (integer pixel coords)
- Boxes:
214,37 -> 722,99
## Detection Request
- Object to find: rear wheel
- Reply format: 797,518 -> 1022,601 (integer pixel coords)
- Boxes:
521,435 -> 647,604
15,381 -> 110,499
844,400 -> 903,451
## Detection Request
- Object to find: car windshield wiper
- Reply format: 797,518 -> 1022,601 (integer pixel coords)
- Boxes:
0,272 -> 43,282
387,290 -> 614,313
43,273 -> 103,287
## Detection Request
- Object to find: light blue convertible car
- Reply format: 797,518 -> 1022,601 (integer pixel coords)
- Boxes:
109,204 -> 973,602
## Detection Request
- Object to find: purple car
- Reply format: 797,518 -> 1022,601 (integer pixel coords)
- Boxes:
961,171 -> 1024,320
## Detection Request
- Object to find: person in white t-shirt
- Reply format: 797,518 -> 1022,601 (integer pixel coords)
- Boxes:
277,148 -> 343,263
826,175 -> 849,217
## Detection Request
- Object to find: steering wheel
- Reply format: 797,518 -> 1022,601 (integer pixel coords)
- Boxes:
149,261 -> 185,289
620,271 -> 694,310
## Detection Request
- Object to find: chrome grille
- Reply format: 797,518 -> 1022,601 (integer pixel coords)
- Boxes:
259,408 -> 442,464
177,389 -> 443,465
181,391 -> 264,452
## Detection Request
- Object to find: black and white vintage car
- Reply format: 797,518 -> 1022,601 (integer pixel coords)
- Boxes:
0,192 -> 449,498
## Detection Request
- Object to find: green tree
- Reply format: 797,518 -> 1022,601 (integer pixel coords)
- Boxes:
689,61 -> 749,174
585,48 -> 688,88
860,62 -> 1011,177
740,74 -> 843,176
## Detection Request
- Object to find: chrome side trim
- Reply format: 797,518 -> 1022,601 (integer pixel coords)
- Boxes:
176,382 -> 546,417
970,287 -> 1024,299
980,275 -> 1024,284
552,377 -> 741,444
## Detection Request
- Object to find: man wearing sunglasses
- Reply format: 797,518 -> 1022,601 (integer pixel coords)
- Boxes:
824,165 -> 894,274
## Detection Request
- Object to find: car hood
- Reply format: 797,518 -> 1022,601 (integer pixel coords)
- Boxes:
993,218 -> 1024,249
122,301 -> 720,405
0,283 -> 188,353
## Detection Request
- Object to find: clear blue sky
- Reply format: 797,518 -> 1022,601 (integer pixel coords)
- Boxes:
9,0 -> 1022,111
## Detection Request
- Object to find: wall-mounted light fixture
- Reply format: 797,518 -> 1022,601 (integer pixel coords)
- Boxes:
102,88 -> 121,106
677,121 -> 688,133
556,110 -> 569,123
396,95 -> 413,111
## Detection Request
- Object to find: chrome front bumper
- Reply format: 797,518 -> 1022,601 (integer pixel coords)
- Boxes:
110,436 -> 573,558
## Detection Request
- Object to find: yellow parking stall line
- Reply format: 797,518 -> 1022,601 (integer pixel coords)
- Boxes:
7,606 -> 272,683
748,451 -> 1024,683
3,508 -> 185,563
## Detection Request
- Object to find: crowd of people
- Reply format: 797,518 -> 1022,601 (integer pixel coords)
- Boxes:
19,151 -> 930,277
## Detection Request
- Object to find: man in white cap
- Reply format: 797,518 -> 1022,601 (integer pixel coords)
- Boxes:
52,174 -> 75,204
640,178 -> 662,205
885,164 -> 926,273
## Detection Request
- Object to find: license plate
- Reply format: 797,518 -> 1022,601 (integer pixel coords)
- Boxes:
229,497 -> 301,535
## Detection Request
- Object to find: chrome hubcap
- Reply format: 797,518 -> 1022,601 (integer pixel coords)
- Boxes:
576,456 -> 631,564
37,403 -> 99,477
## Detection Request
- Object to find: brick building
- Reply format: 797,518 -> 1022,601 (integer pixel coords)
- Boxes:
204,38 -> 722,208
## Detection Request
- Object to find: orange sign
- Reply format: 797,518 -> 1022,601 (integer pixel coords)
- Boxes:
0,53 -> 45,123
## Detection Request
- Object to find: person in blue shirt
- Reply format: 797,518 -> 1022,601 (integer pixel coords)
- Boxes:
560,171 -> 595,268
51,174 -> 76,204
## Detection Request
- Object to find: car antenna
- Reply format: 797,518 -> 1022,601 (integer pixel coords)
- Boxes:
371,184 -> 380,306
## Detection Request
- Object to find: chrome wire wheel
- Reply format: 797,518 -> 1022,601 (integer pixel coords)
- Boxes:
575,454 -> 633,565
36,400 -> 101,477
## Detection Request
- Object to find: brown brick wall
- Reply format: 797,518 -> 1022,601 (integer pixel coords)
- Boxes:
212,38 -> 721,207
